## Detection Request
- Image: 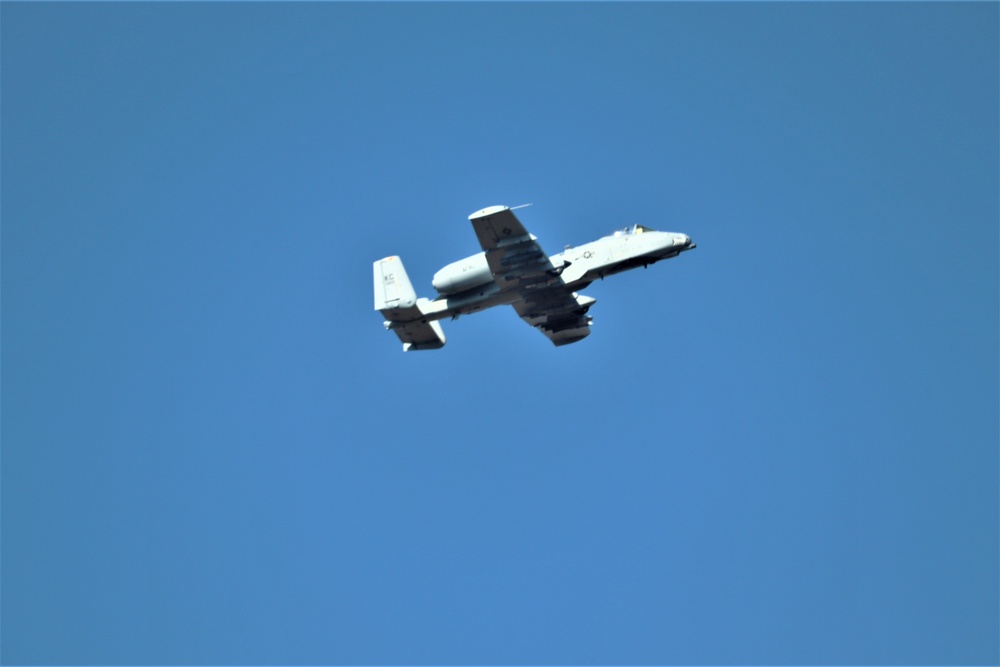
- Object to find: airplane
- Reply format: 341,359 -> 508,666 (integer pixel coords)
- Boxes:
373,205 -> 696,350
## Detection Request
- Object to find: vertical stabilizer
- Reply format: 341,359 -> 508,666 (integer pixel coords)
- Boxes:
373,256 -> 417,311
373,256 -> 446,351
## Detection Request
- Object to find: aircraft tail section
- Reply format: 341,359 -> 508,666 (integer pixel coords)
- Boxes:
384,316 -> 446,351
373,256 -> 446,351
374,256 -> 417,312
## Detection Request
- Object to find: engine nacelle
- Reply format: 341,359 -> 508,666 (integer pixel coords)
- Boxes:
432,252 -> 493,295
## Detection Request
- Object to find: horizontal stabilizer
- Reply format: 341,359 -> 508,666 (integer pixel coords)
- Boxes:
375,256 -> 447,350
386,316 -> 447,351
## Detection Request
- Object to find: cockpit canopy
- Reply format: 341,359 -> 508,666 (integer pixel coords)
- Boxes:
611,224 -> 656,237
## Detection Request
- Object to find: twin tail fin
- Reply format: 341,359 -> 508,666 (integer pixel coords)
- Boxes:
373,256 -> 446,351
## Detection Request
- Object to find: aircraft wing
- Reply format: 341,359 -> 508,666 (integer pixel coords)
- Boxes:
512,287 -> 595,347
468,206 -> 593,346
469,206 -> 553,291
469,205 -> 532,250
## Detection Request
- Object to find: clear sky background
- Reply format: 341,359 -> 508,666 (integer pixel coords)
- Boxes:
2,3 -> 997,665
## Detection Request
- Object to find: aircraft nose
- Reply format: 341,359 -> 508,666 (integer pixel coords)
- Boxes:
675,233 -> 693,247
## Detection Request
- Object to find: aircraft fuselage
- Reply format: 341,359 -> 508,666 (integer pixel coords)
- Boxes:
422,227 -> 695,321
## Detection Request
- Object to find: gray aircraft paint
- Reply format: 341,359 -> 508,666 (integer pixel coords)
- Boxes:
374,205 -> 695,350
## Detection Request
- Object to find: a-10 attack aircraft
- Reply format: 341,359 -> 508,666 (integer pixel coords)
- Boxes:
374,205 -> 695,350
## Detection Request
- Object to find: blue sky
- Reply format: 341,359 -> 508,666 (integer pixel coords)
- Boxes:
2,3 -> 997,665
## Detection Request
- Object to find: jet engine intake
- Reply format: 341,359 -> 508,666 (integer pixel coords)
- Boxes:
432,252 -> 494,295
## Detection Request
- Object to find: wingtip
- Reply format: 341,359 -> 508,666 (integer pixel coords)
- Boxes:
469,205 -> 509,220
